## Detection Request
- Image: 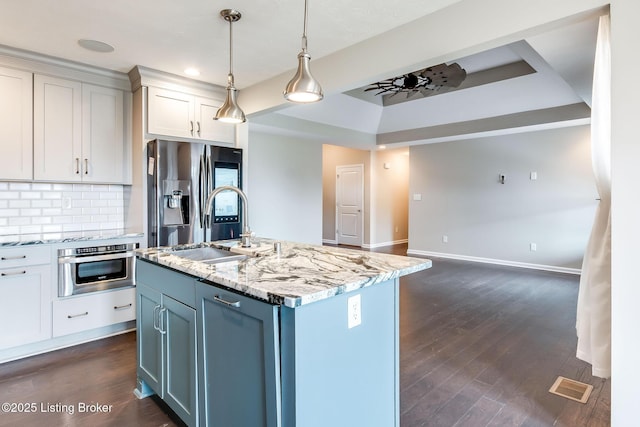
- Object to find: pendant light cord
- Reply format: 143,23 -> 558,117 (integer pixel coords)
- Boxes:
228,17 -> 234,84
301,0 -> 309,52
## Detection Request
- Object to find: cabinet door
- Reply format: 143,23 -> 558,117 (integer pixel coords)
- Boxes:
163,295 -> 197,427
0,265 -> 51,349
197,282 -> 281,427
0,66 -> 33,180
137,283 -> 163,396
195,97 -> 235,144
33,75 -> 82,182
147,87 -> 195,139
82,84 -> 124,183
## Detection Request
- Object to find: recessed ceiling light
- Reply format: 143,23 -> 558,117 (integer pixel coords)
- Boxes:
184,68 -> 201,77
78,39 -> 114,53
378,145 -> 387,150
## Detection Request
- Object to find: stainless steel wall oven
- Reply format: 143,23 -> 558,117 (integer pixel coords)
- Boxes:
58,243 -> 138,297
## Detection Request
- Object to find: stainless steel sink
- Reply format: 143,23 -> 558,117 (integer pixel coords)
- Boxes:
171,247 -> 247,264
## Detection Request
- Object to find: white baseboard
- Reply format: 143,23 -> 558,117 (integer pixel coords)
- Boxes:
406,249 -> 582,275
0,321 -> 135,364
362,239 -> 408,249
322,239 -> 338,245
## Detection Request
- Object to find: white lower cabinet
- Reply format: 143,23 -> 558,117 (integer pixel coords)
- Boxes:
0,246 -> 52,350
53,287 -> 136,337
0,264 -> 51,350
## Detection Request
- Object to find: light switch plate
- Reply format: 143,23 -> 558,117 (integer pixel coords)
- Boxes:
348,294 -> 362,329
413,193 -> 422,201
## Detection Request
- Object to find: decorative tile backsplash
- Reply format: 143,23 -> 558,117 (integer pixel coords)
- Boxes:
0,182 -> 124,236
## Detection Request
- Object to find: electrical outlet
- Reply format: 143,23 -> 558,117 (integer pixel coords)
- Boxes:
395,226 -> 399,233
62,196 -> 72,210
530,243 -> 537,251
442,235 -> 448,243
348,294 -> 361,329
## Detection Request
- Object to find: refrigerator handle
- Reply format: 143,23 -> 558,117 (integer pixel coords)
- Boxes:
205,154 -> 213,228
199,154 -> 206,228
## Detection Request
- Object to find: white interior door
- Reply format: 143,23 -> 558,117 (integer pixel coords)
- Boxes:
336,164 -> 364,246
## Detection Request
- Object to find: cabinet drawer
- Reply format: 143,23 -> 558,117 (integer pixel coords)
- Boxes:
0,245 -> 51,269
53,287 -> 136,337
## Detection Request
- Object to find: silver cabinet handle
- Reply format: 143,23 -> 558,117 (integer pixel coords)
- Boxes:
158,307 -> 167,335
1,270 -> 26,276
197,121 -> 201,136
153,304 -> 161,331
84,159 -> 89,175
68,311 -> 89,319
190,121 -> 194,136
114,303 -> 132,311
1,255 -> 26,261
75,158 -> 80,174
213,295 -> 241,308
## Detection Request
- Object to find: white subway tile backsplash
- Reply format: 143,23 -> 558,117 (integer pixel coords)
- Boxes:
0,181 -> 125,236
21,192 -> 41,200
42,208 -> 63,216
42,225 -> 63,233
9,182 -> 30,191
0,192 -> 20,199
20,208 -> 42,217
42,192 -> 62,200
9,200 -> 30,208
9,217 -> 30,226
52,183 -> 73,191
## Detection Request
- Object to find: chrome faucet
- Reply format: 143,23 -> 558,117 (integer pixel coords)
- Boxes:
204,185 -> 252,248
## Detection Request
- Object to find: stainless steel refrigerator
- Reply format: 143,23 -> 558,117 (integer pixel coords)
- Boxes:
147,139 -> 243,247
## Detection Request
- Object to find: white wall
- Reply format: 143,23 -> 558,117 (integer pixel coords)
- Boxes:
247,131 -> 323,245
370,148 -> 409,247
408,125 -> 596,271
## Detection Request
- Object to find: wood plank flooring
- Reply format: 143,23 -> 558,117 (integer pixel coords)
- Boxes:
0,245 -> 610,426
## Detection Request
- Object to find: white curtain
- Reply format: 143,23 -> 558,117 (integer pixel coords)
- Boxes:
576,14 -> 611,379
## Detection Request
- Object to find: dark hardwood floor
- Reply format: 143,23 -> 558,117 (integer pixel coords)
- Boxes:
0,244 -> 610,426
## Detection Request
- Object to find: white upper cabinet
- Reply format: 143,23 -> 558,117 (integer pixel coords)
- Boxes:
34,75 -> 127,183
0,66 -> 33,180
195,96 -> 235,144
33,75 -> 83,182
147,86 -> 235,145
82,84 -> 125,183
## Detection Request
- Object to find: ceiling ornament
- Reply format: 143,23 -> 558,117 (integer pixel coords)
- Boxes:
365,62 -> 467,99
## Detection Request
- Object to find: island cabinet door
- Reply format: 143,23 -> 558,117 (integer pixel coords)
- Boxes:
196,281 -> 281,427
163,295 -> 198,427
137,283 -> 163,395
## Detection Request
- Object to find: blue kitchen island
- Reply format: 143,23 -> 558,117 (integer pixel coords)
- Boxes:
134,238 -> 431,427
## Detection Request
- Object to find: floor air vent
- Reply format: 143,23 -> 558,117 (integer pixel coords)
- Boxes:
549,376 -> 593,403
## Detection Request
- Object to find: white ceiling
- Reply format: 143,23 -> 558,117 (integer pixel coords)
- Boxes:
0,0 -> 599,148
0,0 -> 458,89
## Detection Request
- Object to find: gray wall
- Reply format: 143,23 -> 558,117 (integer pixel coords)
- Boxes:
408,125 -> 597,271
247,131 -> 323,245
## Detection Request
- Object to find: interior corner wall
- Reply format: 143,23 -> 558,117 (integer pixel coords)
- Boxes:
370,148 -> 410,246
322,145 -> 371,244
247,131 -> 323,245
408,124 -> 596,270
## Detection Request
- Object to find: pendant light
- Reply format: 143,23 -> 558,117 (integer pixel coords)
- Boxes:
283,0 -> 323,103
215,9 -> 246,123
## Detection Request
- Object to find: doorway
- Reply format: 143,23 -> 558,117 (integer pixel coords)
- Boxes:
336,164 -> 364,246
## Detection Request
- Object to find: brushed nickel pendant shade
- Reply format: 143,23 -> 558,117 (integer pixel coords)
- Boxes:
215,9 -> 246,124
284,0 -> 323,103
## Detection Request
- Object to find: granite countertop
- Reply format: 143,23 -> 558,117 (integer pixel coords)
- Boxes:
136,238 -> 432,308
0,229 -> 144,246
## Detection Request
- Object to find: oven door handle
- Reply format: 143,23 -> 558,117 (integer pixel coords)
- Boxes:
58,251 -> 136,264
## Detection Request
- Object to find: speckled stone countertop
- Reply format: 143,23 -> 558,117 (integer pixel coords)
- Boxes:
0,229 -> 144,246
136,238 -> 432,308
